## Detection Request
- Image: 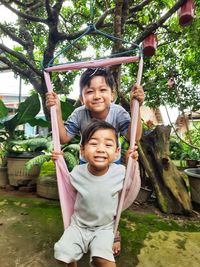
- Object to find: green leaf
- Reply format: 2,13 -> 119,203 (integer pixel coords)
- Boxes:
2,94 -> 41,135
17,94 -> 40,125
25,154 -> 51,171
28,118 -> 50,128
61,100 -> 75,121
0,99 -> 8,119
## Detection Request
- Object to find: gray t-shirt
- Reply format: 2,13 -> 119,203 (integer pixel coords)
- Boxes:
64,103 -> 130,138
70,163 -> 125,228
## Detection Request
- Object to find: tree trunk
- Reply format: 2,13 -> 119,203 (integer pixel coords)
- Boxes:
138,125 -> 192,215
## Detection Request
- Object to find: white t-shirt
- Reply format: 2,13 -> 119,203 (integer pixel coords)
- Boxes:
70,163 -> 126,228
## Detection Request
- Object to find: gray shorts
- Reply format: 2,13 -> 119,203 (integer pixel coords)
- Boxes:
54,224 -> 115,264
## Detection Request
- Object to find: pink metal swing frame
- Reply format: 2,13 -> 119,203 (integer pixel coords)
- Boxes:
44,55 -> 143,234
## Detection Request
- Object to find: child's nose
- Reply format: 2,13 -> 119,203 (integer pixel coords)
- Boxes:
94,90 -> 101,98
96,144 -> 105,152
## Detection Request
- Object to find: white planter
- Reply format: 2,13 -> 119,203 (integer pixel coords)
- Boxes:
184,168 -> 200,206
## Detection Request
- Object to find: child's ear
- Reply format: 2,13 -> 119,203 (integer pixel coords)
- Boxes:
80,144 -> 84,157
79,96 -> 84,105
111,90 -> 116,102
114,147 -> 120,159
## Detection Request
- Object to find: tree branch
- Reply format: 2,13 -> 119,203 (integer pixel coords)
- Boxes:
131,0 -> 187,48
0,54 -> 45,95
0,43 -> 42,76
45,0 -> 52,18
0,55 -> 29,77
0,0 -> 48,23
130,0 -> 154,13
0,23 -> 28,48
11,0 -> 38,8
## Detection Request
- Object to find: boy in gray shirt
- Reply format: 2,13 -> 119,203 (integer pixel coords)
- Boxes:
46,68 -> 144,148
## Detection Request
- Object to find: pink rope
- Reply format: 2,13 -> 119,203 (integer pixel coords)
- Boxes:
44,72 -> 76,229
114,57 -> 143,236
44,56 -> 139,72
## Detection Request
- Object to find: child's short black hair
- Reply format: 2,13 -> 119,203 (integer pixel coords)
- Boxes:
79,68 -> 115,96
81,119 -> 119,147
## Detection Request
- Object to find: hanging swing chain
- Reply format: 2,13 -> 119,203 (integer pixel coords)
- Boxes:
46,0 -> 141,68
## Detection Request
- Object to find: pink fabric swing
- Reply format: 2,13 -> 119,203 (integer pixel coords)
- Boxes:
43,55 -> 143,231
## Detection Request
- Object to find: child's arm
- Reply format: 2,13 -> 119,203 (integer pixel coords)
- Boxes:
51,150 -> 64,161
127,84 -> 144,142
46,92 -> 73,144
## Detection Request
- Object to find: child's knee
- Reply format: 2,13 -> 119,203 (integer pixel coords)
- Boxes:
56,259 -> 76,267
92,256 -> 115,266
56,259 -> 67,266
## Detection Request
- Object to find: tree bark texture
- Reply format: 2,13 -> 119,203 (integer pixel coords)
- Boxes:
138,125 -> 192,214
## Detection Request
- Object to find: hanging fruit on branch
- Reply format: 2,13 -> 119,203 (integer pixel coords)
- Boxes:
142,33 -> 158,57
178,0 -> 195,27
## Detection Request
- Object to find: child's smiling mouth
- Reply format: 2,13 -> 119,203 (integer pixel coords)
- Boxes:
94,156 -> 107,161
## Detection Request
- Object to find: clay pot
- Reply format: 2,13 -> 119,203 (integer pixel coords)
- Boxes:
178,0 -> 195,27
143,34 -> 158,57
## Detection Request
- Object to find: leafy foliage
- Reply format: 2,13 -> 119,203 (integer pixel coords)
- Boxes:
170,134 -> 200,161
9,137 -> 52,153
25,143 -> 80,173
0,94 -> 48,140
0,0 -> 199,118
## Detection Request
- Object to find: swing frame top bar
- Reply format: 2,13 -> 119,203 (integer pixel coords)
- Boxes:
44,55 -> 140,72
44,0 -> 142,69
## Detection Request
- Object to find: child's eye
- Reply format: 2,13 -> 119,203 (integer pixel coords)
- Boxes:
106,144 -> 113,147
86,90 -> 93,94
101,88 -> 107,92
89,142 -> 97,146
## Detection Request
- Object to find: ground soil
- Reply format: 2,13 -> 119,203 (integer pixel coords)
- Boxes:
1,188 -> 200,220
0,188 -> 200,267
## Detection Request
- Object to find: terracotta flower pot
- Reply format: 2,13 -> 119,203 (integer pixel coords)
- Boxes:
143,34 -> 158,57
0,166 -> 8,189
178,0 -> 195,27
7,153 -> 40,187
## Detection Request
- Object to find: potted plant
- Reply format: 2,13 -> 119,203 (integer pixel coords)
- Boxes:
25,142 -> 80,199
0,92 -> 76,189
181,147 -> 200,168
6,137 -> 51,188
0,93 -> 49,188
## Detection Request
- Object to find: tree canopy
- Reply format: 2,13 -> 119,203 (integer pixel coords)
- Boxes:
0,0 -> 199,115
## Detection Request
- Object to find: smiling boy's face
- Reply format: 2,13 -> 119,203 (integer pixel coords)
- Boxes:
80,128 -> 120,176
80,76 -> 115,119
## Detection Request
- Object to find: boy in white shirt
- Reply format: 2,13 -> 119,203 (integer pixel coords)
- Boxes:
54,119 -> 137,267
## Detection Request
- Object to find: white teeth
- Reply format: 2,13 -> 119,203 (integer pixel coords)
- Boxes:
95,156 -> 106,161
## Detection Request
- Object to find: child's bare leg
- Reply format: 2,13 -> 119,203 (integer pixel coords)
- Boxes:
92,257 -> 116,267
57,260 -> 77,267
68,262 -> 77,267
